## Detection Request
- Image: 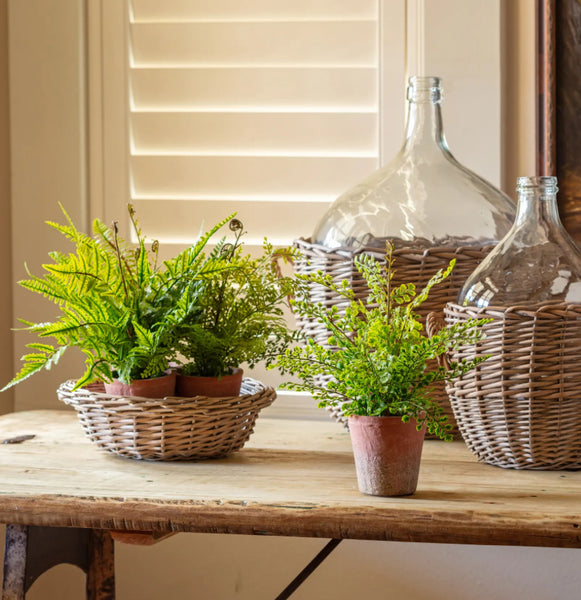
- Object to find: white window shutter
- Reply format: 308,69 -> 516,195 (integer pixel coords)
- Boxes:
93,0 -> 403,245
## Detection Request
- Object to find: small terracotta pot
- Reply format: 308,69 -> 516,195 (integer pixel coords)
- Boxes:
348,415 -> 426,497
175,368 -> 244,398
104,371 -> 176,398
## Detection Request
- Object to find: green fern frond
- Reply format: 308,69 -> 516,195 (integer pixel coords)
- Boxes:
18,276 -> 70,305
1,345 -> 67,391
163,213 -> 233,274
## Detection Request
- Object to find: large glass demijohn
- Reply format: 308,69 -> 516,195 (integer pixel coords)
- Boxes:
312,76 -> 515,250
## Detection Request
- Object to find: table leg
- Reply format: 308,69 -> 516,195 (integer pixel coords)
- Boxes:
2,525 -> 27,600
2,525 -> 115,600
87,530 -> 115,600
275,539 -> 342,600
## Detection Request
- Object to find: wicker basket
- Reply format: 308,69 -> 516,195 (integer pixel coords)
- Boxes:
444,303 -> 581,470
57,378 -> 276,461
293,238 -> 492,435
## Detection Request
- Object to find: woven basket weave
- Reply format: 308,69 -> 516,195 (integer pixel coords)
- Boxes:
444,302 -> 581,470
57,378 -> 275,461
293,238 -> 492,435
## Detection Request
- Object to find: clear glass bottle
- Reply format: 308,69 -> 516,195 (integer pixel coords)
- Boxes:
312,76 -> 515,249
459,176 -> 581,307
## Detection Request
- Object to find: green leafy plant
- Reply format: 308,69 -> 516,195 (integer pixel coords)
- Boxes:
273,246 -> 490,440
174,218 -> 301,377
2,205 -> 232,390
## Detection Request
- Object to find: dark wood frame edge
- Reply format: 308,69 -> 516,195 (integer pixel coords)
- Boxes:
536,0 -> 556,177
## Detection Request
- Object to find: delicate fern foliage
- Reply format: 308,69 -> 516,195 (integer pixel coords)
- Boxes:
175,219 -> 302,377
273,244 -> 490,440
4,205 -> 301,391
3,205 -> 234,390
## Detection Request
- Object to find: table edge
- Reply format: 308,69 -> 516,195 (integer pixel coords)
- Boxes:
1,494 -> 580,549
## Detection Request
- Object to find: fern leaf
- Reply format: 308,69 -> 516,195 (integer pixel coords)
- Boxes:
1,345 -> 67,391
19,276 -> 70,305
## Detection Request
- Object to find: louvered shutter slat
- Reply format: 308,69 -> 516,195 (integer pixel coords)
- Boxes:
131,156 -> 377,198
132,113 -> 378,155
132,0 -> 377,22
132,22 -> 376,66
128,1 -> 379,243
131,68 -> 377,111
132,199 -> 338,245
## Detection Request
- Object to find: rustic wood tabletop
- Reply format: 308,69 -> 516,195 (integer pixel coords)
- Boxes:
1,410 -> 580,549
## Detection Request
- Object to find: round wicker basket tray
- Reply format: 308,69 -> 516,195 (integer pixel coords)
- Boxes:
444,302 -> 581,470
57,378 -> 276,461
293,238 -> 492,436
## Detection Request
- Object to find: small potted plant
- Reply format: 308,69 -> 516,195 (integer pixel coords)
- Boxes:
274,245 -> 488,496
172,218 -> 300,397
1,204 -> 235,397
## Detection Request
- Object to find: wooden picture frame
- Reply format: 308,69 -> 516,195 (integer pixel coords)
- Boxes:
537,0 -> 581,240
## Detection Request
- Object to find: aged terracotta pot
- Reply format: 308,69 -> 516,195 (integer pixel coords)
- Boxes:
348,415 -> 426,497
175,368 -> 244,398
104,371 -> 176,398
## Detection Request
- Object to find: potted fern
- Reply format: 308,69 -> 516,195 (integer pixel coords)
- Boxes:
1,205 -> 236,397
274,246 -> 489,496
2,206 -> 303,460
172,218 -> 300,397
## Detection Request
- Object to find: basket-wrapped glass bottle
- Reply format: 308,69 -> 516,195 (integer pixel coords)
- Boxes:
446,176 -> 581,469
295,76 -> 515,434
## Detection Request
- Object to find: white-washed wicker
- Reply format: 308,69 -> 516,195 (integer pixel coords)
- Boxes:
444,302 -> 581,470
58,378 -> 275,461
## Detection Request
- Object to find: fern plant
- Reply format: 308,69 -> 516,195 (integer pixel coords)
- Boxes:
3,205 -> 233,390
273,245 -> 490,440
174,218 -> 301,377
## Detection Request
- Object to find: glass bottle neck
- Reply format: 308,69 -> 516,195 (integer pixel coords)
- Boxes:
397,77 -> 449,156
402,100 -> 447,151
512,194 -> 562,249
514,182 -> 562,234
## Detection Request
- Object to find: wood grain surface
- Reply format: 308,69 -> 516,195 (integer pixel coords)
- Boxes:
0,411 -> 580,549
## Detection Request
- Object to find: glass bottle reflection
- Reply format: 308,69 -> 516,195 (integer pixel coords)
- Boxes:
312,76 -> 515,250
459,176 -> 581,307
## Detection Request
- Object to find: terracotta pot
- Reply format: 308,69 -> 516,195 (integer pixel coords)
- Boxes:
175,368 -> 244,398
348,415 -> 426,497
104,371 -> 176,398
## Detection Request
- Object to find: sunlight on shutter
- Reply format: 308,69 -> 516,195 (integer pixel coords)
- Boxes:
128,0 -> 380,244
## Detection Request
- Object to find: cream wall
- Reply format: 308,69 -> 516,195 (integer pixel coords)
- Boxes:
501,0 -> 537,196
4,2 -> 581,600
8,0 -> 86,411
0,0 -> 10,582
0,0 -> 12,415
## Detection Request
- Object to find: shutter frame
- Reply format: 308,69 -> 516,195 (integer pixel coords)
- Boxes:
94,0 -> 410,245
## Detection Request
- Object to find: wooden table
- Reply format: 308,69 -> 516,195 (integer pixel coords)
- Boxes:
1,410 -> 581,598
